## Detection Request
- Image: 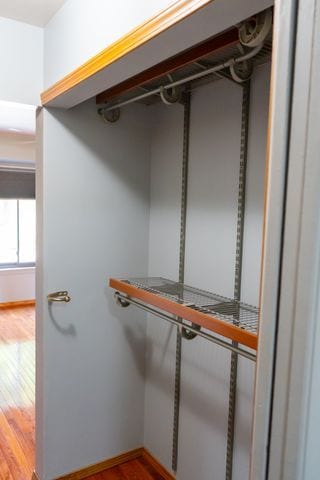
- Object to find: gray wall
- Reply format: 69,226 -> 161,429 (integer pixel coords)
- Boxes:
144,64 -> 270,480
37,64 -> 270,480
36,100 -> 150,479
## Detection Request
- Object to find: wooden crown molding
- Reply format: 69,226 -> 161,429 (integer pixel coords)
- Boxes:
41,0 -> 213,106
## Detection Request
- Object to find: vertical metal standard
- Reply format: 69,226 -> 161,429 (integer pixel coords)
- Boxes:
225,81 -> 251,480
172,93 -> 191,473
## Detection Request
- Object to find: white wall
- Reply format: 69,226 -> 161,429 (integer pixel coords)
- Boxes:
0,267 -> 35,302
44,0 -> 176,88
144,64 -> 270,479
0,17 -> 43,105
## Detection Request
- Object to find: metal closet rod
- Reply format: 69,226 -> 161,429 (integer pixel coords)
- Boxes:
98,43 -> 263,113
114,292 -> 256,362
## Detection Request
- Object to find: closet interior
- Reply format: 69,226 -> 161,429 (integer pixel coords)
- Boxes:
39,4 -> 274,480
101,6 -> 273,478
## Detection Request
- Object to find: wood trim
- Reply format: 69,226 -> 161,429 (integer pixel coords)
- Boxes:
41,0 -> 213,106
0,299 -> 35,309
109,278 -> 258,349
54,447 -> 144,480
96,27 -> 238,104
142,448 -> 175,480
31,448 -> 174,480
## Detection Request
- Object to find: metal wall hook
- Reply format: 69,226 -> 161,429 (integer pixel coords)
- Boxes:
182,323 -> 201,340
238,8 -> 272,48
114,291 -> 130,307
47,291 -> 71,303
160,74 -> 182,105
229,59 -> 253,83
98,107 -> 120,123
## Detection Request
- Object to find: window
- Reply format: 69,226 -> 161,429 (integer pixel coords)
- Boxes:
0,199 -> 35,268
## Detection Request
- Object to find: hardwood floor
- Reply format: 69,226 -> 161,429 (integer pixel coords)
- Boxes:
0,306 -> 166,480
0,305 -> 35,480
85,456 -> 166,480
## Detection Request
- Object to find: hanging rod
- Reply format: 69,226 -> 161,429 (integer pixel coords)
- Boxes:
114,292 -> 256,362
98,43 -> 264,113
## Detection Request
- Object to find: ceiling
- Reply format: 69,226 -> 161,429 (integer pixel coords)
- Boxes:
0,101 -> 36,164
0,0 -> 67,27
0,100 -> 36,136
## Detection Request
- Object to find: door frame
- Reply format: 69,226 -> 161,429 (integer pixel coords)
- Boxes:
251,0 -> 320,478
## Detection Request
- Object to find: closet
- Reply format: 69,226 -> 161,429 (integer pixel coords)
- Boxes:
105,8 -> 271,479
37,2 -> 281,480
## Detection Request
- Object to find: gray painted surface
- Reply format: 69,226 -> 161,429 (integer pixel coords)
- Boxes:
36,100 -> 150,479
266,0 -> 320,478
144,103 -> 183,469
250,0 -> 299,476
144,65 -> 270,480
37,67 -> 270,479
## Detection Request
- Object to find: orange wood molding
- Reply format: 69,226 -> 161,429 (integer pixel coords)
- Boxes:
54,447 -> 144,480
0,299 -> 35,309
142,449 -> 175,480
41,0 -> 213,106
110,278 -> 258,350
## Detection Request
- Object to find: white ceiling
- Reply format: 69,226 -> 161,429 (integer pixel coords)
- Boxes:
0,0 -> 67,27
0,100 -> 36,136
0,101 -> 36,164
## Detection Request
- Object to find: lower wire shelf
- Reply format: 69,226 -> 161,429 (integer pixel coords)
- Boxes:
109,277 -> 258,361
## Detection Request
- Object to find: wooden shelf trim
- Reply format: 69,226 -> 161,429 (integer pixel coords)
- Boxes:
41,0 -> 213,106
110,278 -> 258,350
96,27 -> 239,104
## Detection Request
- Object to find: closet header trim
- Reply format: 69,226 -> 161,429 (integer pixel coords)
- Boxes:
41,0 -> 213,106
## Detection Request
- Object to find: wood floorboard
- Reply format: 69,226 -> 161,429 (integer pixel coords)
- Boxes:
85,458 -> 168,480
0,306 -> 35,480
0,307 -> 165,480
120,459 -> 155,480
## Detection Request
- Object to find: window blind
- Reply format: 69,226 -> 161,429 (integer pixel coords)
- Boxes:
0,169 -> 35,199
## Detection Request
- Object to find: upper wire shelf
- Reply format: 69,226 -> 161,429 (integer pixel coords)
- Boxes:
110,277 -> 259,352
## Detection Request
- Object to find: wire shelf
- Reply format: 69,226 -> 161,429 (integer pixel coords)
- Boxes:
110,277 -> 259,351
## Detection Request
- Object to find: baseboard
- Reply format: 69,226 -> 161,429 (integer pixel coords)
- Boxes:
0,299 -> 35,309
54,447 -> 144,479
142,448 -> 175,480
31,447 -> 175,480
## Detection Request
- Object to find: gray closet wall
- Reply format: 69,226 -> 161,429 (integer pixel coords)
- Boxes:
36,101 -> 151,479
37,62 -> 270,479
144,63 -> 270,480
